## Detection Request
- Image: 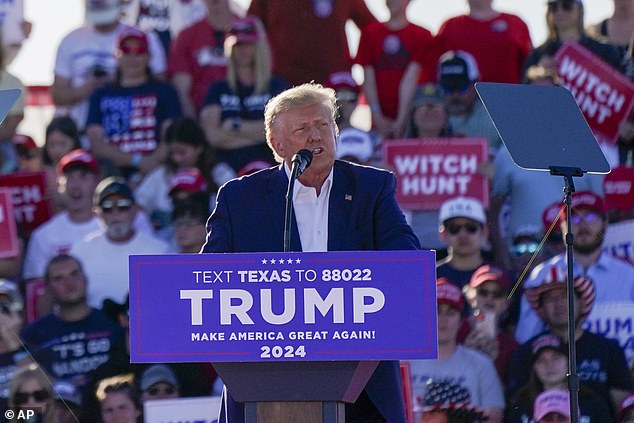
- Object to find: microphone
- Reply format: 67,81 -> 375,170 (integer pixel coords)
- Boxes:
284,149 -> 313,251
290,149 -> 313,178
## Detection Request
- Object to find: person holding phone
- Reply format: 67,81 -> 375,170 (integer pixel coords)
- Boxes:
459,264 -> 518,386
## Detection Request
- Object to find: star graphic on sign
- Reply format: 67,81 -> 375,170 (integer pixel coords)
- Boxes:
262,259 -> 268,264
279,257 -> 285,263
287,259 -> 293,264
270,259 -> 276,264
295,258 -> 302,264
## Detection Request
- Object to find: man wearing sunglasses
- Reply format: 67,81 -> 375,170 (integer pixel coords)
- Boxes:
437,197 -> 491,290
70,177 -> 171,309
515,191 -> 634,344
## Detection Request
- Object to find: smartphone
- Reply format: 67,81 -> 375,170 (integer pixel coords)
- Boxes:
475,310 -> 496,338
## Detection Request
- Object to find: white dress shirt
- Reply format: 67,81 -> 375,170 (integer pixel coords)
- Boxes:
285,163 -> 333,252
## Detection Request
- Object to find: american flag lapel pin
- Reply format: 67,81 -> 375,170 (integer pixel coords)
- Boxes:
345,194 -> 352,201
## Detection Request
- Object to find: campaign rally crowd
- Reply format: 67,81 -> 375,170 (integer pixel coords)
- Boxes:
0,0 -> 634,422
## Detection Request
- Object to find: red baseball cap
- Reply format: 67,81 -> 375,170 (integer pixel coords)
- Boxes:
436,278 -> 463,310
117,27 -> 149,55
12,134 -> 38,151
603,166 -> 634,212
542,201 -> 563,233
567,191 -> 606,216
229,17 -> 260,43
57,149 -> 98,176
326,71 -> 359,93
469,264 -> 511,292
169,168 -> 208,195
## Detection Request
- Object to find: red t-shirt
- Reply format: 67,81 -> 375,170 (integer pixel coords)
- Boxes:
355,21 -> 434,119
248,0 -> 376,86
436,13 -> 533,84
168,19 -> 228,110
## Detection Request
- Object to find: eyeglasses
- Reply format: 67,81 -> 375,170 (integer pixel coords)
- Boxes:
446,222 -> 480,235
14,389 -> 49,405
476,287 -> 504,299
147,385 -> 176,396
570,212 -> 601,225
547,0 -> 576,12
512,242 -> 539,257
100,198 -> 133,213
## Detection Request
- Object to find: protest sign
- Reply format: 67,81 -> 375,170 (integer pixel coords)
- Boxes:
382,138 -> 488,210
583,303 -> 634,367
0,172 -> 51,235
603,220 -> 634,264
556,42 -> 634,144
130,250 -> 437,363
144,396 -> 221,423
0,188 -> 19,258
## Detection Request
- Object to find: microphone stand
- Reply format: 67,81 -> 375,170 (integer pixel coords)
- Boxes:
283,164 -> 301,253
550,165 -> 583,423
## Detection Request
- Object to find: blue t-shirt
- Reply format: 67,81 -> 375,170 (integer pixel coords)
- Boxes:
20,309 -> 125,389
202,77 -> 288,172
86,81 -> 182,155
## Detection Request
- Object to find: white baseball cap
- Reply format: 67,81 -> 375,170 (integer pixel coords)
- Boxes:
438,197 -> 486,225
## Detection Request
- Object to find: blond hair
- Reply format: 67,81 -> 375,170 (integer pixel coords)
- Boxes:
8,364 -> 57,423
225,17 -> 272,94
264,83 -> 338,162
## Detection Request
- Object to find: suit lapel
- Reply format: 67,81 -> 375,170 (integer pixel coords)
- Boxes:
328,162 -> 354,251
265,165 -> 302,252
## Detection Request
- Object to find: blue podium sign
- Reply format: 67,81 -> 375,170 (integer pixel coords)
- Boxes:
129,250 -> 437,363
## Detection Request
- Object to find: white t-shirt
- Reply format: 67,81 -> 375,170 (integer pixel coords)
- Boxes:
134,165 -> 172,214
54,22 -> 167,129
408,345 -> 505,410
70,230 -> 171,307
22,213 -> 102,280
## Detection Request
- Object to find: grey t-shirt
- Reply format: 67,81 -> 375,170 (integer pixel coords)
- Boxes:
408,345 -> 505,410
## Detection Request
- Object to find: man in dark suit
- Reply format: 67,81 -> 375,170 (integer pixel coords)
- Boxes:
202,83 -> 421,423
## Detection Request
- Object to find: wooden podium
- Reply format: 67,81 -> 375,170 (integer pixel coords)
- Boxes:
213,361 -> 379,422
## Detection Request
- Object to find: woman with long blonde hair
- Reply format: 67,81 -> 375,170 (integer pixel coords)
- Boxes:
8,363 -> 58,423
199,16 -> 288,176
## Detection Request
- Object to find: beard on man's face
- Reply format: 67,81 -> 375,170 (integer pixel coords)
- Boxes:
573,226 -> 605,255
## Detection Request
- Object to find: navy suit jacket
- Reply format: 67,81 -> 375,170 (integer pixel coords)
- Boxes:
202,160 -> 421,423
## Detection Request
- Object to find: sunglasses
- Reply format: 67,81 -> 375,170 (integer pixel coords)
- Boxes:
100,198 -> 133,213
446,222 -> 480,235
14,389 -> 49,405
547,1 -> 576,12
119,39 -> 148,55
147,385 -> 176,396
476,287 -> 504,299
570,212 -> 601,225
512,242 -> 539,257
